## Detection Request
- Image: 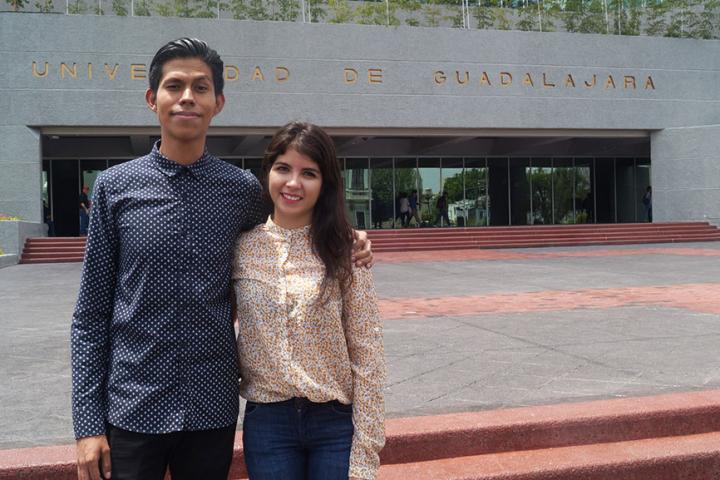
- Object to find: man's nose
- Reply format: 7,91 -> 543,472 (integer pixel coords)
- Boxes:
179,87 -> 195,104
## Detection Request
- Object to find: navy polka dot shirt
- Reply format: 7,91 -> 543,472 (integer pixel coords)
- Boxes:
71,142 -> 263,439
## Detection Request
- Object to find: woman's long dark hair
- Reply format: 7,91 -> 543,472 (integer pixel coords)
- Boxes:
262,121 -> 354,299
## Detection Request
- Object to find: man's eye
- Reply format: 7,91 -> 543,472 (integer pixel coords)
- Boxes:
196,85 -> 209,92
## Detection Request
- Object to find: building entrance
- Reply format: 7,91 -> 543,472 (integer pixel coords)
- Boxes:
41,133 -> 651,236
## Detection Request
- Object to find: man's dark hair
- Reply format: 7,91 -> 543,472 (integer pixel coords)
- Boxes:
148,38 -> 224,97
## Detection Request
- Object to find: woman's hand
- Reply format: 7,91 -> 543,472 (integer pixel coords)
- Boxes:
352,230 -> 374,268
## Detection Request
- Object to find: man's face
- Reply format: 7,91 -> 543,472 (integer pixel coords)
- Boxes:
145,57 -> 225,144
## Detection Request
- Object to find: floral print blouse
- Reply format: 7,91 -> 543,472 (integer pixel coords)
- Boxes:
232,217 -> 386,479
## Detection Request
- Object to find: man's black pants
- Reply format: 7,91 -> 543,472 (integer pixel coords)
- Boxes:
107,424 -> 236,480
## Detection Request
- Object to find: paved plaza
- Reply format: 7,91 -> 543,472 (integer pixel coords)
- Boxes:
1,241 -> 720,450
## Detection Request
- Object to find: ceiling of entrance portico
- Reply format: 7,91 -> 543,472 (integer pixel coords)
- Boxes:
42,130 -> 649,159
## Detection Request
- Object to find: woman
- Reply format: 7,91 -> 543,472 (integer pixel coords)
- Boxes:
232,122 -> 386,480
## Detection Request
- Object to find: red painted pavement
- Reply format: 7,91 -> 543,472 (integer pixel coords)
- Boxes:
378,283 -> 720,319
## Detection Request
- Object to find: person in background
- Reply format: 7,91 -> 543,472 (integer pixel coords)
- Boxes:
78,185 -> 91,236
642,186 -> 652,222
233,122 -> 386,480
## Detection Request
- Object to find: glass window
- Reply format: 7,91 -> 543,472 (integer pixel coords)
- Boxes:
530,157 -> 552,225
635,158 -> 652,223
418,157 -> 441,226
575,158 -> 594,223
441,158 -> 464,227
510,158 -> 531,226
464,158 -> 488,227
616,158 -> 636,223
80,160 -> 107,198
553,158 -> 575,224
345,158 -> 370,229
370,158 -> 394,229
595,158 -> 615,223
487,158 -> 509,226
394,158 -> 417,228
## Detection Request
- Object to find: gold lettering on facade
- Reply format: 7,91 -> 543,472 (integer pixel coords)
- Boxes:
130,64 -> 146,80
368,68 -> 383,84
224,65 -> 240,81
60,63 -> 77,79
252,66 -> 265,81
104,64 -> 119,80
645,76 -> 656,90
584,75 -> 597,88
542,73 -> 555,88
605,75 -> 616,89
87,63 -> 93,80
275,67 -> 290,83
623,76 -> 636,89
456,71 -> 469,85
32,61 -> 48,78
434,71 -> 446,85
523,73 -> 534,87
500,72 -> 512,86
564,74 -> 576,88
480,72 -> 491,86
344,68 -> 359,85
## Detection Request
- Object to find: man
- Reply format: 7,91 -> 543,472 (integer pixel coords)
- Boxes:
71,38 -> 372,480
79,185 -> 91,236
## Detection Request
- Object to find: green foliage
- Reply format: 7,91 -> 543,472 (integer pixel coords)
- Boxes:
493,6 -> 511,29
112,0 -> 128,14
68,0 -> 87,13
644,0 -> 669,36
327,0 -> 353,22
133,0 -> 152,14
354,0 -> 398,25
473,4 -> 495,29
5,0 -> 29,11
34,0 -> 54,11
422,1 -> 443,26
692,0 -> 719,39
516,4 -> 537,30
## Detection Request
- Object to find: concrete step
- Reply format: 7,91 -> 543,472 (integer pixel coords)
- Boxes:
19,256 -> 84,264
377,432 -> 720,480
370,231 -> 720,245
3,390 -> 720,480
372,235 -> 720,252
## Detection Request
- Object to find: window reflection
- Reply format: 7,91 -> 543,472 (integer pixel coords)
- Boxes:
530,158 -> 552,225
345,158 -> 370,229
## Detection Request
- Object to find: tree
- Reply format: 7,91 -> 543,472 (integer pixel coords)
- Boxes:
134,0 -> 151,15
645,0 -> 669,36
422,0 -> 444,26
473,1 -> 495,29
516,3 -> 538,30
68,0 -> 87,13
691,0 -> 719,39
327,0 -> 354,23
112,0 -> 128,15
34,0 -> 54,12
5,0 -> 29,11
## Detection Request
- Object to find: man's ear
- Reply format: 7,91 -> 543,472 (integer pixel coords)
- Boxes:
214,93 -> 225,117
145,88 -> 157,112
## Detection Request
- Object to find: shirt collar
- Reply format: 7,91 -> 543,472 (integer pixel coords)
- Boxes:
265,215 -> 312,240
150,141 -> 213,177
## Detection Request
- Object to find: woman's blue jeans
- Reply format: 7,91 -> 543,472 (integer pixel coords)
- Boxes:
242,397 -> 354,480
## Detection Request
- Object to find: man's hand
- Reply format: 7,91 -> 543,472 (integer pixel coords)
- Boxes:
352,230 -> 374,268
76,435 -> 111,480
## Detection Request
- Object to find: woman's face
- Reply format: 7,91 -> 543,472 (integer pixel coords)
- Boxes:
268,147 -> 323,229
